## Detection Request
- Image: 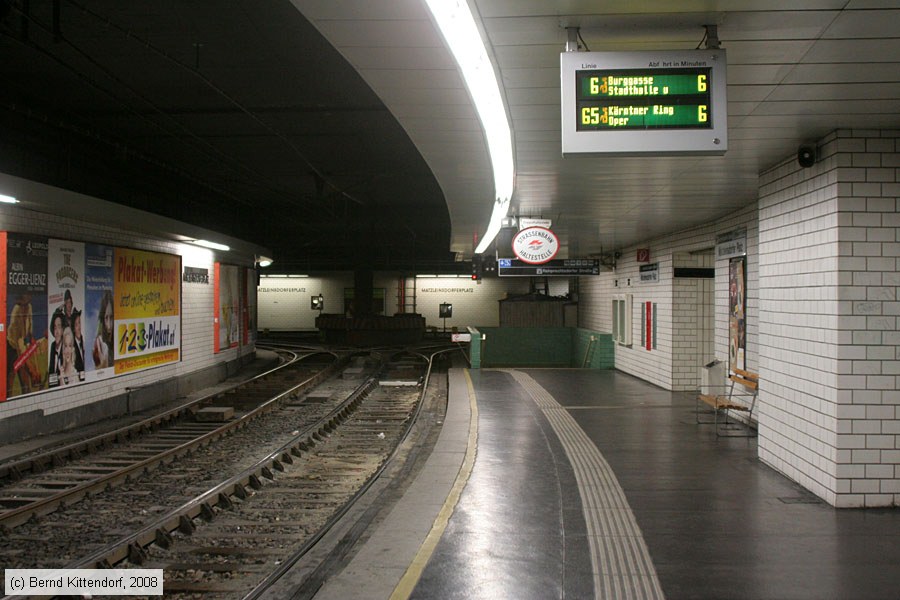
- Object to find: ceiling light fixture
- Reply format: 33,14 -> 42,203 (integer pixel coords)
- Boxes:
0,193 -> 19,204
191,239 -> 230,252
423,0 -> 514,255
256,256 -> 274,268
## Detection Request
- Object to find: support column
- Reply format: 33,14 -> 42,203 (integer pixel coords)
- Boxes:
758,129 -> 899,507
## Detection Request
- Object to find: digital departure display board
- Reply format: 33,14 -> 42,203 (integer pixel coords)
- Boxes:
561,50 -> 727,156
576,69 -> 712,130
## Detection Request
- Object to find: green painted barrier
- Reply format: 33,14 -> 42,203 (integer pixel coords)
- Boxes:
467,327 -> 613,369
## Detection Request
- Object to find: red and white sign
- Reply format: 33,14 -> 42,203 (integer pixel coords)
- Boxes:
637,248 -> 650,263
512,227 -> 559,264
645,301 -> 653,350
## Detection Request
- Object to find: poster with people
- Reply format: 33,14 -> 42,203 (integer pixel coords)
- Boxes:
214,263 -> 240,352
3,233 -> 49,399
48,239 -> 86,388
84,244 -> 115,380
113,247 -> 181,375
1,234 -> 182,401
728,256 -> 746,375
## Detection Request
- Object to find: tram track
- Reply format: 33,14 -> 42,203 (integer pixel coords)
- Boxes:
0,348 -> 342,529
148,384 -> 420,597
0,346 -> 441,599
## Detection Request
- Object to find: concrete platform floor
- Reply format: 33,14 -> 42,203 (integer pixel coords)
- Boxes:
314,368 -> 900,600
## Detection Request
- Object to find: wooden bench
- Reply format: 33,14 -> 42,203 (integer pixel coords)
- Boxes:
696,368 -> 758,437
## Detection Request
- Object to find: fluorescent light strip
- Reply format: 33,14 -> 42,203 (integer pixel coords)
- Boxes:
0,193 -> 19,204
424,0 -> 514,254
192,239 -> 230,251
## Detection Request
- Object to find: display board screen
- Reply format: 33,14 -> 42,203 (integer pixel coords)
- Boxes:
576,68 -> 712,130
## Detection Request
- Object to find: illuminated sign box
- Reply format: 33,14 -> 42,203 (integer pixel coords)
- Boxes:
498,258 -> 600,277
561,49 -> 727,156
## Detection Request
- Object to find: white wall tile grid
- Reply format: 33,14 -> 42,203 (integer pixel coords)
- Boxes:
757,129 -> 898,507
578,204 -> 758,392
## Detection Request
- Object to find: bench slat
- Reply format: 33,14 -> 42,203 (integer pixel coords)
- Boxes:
732,368 -> 758,381
698,394 -> 750,411
729,375 -> 758,390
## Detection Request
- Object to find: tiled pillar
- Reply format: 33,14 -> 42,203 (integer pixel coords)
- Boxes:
758,130 -> 900,507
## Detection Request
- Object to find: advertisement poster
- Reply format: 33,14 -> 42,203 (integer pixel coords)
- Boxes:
729,256 -> 746,374
114,247 -> 181,374
47,239 -> 86,388
4,234 -> 50,400
215,263 -> 240,351
84,244 -> 115,380
242,268 -> 257,345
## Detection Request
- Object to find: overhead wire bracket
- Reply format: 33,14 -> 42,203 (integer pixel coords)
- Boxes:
704,25 -> 720,49
565,27 -> 579,52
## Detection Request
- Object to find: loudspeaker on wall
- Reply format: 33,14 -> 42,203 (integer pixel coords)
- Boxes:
797,145 -> 816,168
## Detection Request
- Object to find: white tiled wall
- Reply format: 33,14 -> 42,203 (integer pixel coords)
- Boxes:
672,252 -> 715,390
258,274 -> 537,331
414,276 -> 532,329
258,274 -> 354,330
758,129 -> 900,507
0,200 -> 253,424
579,205 -> 758,391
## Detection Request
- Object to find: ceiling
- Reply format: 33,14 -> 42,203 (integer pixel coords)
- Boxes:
2,1 -> 899,271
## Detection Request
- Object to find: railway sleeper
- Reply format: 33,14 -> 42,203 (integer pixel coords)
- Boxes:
159,581 -> 245,593
164,562 -> 268,573
187,545 -> 287,557
5,464 -> 22,481
249,475 -> 263,490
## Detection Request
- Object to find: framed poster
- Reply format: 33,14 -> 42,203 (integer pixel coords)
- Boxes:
728,256 -> 746,374
84,244 -> 115,380
113,247 -> 181,374
214,263 -> 240,352
3,234 -> 50,399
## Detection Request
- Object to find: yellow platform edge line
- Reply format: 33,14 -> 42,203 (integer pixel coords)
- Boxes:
389,369 -> 479,600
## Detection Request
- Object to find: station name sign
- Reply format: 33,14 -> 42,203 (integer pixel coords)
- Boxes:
561,50 -> 727,156
498,258 -> 600,277
182,266 -> 209,284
